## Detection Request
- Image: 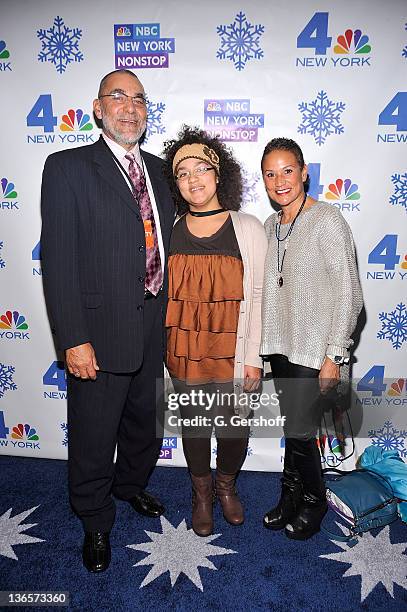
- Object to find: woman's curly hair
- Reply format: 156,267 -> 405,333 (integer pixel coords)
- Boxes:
162,125 -> 243,215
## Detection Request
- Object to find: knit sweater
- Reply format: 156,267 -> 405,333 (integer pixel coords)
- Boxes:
260,201 -> 363,370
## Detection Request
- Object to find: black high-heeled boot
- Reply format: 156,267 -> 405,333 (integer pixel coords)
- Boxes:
285,438 -> 327,540
263,439 -> 302,530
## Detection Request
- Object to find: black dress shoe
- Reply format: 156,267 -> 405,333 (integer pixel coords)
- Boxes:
82,532 -> 111,572
128,490 -> 165,518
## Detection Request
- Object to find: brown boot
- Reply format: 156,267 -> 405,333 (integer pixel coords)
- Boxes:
215,470 -> 244,525
191,473 -> 214,536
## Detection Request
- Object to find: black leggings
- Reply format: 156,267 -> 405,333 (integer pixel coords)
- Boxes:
172,380 -> 250,477
269,355 -> 325,494
269,354 -> 321,440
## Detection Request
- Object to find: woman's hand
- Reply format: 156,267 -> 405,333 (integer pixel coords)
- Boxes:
319,357 -> 340,394
243,365 -> 262,392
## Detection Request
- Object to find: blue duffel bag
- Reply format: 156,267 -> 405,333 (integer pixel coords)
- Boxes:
322,468 -> 399,546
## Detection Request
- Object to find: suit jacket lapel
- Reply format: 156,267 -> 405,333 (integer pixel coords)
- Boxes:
92,137 -> 139,215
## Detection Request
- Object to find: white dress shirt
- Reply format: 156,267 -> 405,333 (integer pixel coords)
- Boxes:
102,133 -> 165,273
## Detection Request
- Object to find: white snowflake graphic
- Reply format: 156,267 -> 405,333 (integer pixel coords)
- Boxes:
128,515 -> 236,591
402,23 -> 407,59
144,101 -> 166,143
37,16 -> 83,74
216,12 -> 264,71
320,524 -> 407,602
60,422 -> 68,447
0,241 -> 5,269
0,363 -> 17,399
242,171 -> 260,207
390,172 -> 407,212
0,506 -> 44,560
377,302 -> 407,350
298,91 -> 345,146
368,420 -> 407,458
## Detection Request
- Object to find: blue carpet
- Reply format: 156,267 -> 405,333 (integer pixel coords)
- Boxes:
0,456 -> 406,611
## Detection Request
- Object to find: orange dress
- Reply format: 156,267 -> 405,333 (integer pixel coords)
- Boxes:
166,215 -> 244,384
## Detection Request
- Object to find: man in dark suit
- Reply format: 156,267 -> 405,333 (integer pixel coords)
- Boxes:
40,69 -> 174,572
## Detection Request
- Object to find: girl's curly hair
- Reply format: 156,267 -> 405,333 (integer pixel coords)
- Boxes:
162,125 -> 243,215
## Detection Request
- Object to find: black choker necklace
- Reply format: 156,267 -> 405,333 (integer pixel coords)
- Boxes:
189,208 -> 225,217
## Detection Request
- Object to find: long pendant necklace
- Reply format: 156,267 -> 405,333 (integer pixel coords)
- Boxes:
275,194 -> 307,287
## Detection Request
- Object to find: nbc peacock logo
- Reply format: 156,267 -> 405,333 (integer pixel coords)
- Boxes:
12,423 -> 39,441
116,26 -> 131,37
0,310 -> 28,329
0,40 -> 10,59
0,40 -> 11,71
324,178 -> 360,212
0,310 -> 30,340
326,436 -> 342,455
1,178 -> 17,199
59,108 -> 93,132
317,434 -> 344,466
387,378 -> 406,397
334,30 -> 371,54
1,178 -> 19,211
10,423 -> 40,450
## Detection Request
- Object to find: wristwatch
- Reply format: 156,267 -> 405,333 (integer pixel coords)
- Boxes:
327,355 -> 346,366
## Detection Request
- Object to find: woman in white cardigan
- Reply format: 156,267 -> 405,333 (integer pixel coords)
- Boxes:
163,126 -> 267,536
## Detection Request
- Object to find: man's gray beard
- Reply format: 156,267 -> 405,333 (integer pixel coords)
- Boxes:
112,128 -> 146,146
102,117 -> 146,146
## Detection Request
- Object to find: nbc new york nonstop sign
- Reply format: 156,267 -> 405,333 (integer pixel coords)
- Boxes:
114,23 -> 176,68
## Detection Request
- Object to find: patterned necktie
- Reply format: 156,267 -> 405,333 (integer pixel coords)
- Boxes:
125,153 -> 163,295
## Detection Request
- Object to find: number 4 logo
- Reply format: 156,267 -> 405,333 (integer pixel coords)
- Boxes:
379,93 -> 407,132
307,163 -> 324,200
357,365 -> 386,396
368,235 -> 400,270
0,411 -> 10,439
27,95 -> 57,133
43,361 -> 66,391
297,13 -> 332,55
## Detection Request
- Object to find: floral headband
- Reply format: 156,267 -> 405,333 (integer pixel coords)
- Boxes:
172,143 -> 220,176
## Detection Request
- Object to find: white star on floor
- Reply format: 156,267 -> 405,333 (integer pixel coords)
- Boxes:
127,516 -> 237,591
0,506 -> 45,560
320,524 -> 407,601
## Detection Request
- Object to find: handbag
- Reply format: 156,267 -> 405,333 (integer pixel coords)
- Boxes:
321,467 -> 399,546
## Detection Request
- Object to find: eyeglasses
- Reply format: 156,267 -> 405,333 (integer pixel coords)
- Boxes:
99,92 -> 148,107
175,166 -> 215,181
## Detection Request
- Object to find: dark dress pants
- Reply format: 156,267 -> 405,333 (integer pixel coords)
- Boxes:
67,295 -> 164,532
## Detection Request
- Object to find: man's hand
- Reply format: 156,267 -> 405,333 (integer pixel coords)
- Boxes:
66,343 -> 99,380
319,357 -> 340,394
243,365 -> 262,392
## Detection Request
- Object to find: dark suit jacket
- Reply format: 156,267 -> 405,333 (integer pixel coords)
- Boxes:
40,136 -> 174,372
